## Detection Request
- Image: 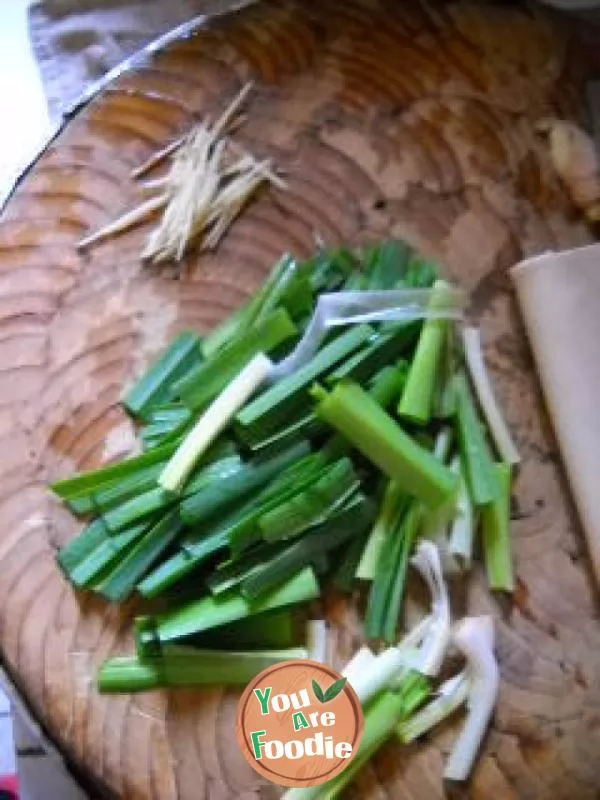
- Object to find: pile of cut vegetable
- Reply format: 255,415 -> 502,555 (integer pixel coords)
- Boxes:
50,240 -> 519,793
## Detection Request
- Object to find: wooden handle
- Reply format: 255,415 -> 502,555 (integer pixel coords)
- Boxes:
512,247 -> 600,584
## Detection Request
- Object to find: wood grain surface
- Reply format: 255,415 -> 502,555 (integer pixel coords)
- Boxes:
0,1 -> 599,798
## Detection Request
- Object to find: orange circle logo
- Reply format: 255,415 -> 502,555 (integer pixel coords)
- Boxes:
236,659 -> 364,788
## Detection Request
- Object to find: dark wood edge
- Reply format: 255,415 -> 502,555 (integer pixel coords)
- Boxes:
0,0 -> 256,215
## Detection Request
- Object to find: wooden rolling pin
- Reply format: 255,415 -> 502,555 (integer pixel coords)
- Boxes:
511,243 -> 600,582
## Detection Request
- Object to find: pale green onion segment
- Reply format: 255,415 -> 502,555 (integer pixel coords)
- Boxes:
444,616 -> 499,781
410,542 -> 451,677
272,287 -> 466,381
448,456 -> 475,569
398,670 -> 470,743
159,353 -> 273,492
307,619 -> 328,663
461,326 -> 520,465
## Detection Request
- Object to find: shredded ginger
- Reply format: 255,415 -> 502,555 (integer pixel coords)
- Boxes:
78,82 -> 285,261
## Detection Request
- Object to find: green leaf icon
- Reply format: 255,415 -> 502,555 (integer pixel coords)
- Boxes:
323,677 -> 347,702
312,679 -> 325,703
312,676 -> 347,703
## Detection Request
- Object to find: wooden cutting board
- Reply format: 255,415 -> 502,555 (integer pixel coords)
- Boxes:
1,1 -> 599,798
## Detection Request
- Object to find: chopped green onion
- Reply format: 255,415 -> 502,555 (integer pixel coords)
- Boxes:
202,305 -> 247,360
397,669 -> 432,719
105,522 -> 153,553
141,420 -> 188,446
481,463 -> 513,592
253,367 -> 405,473
363,240 -> 412,289
235,324 -> 374,441
281,287 -> 464,381
140,429 -> 178,452
239,362 -> 404,452
444,616 -> 499,781
201,254 -> 304,359
65,521 -> 150,588
306,619 -> 328,663
449,457 -> 476,568
50,440 -> 178,500
398,280 -> 450,425
312,380 -> 457,508
64,444 -> 237,518
304,247 -> 358,293
276,269 -> 314,321
159,353 -> 273,493
461,326 -> 520,465
146,404 -> 193,426
366,363 -> 408,409
98,646 -> 308,693
282,687 -> 408,800
404,253 -> 438,288
134,616 -> 161,660
398,670 -> 470,744
227,454 -> 335,554
46,237 -> 518,798
356,480 -> 407,581
181,495 -> 270,559
419,427 -> 457,543
191,610 -> 299,651
364,503 -> 407,640
236,407 -> 322,452
98,656 -> 161,693
57,518 -> 109,574
245,255 -> 311,324
342,271 -> 368,290
433,324 -> 458,419
258,457 -> 360,543
95,509 -> 183,602
180,441 -> 309,525
201,305 -> 247,362
341,645 -> 376,681
222,497 -> 302,561
206,541 -> 286,596
67,543 -> 120,589
122,331 -> 202,420
347,646 -> 409,705
410,541 -> 451,676
64,462 -> 165,516
102,486 -> 175,533
382,502 -> 422,643
326,324 -> 419,385
201,255 -> 293,358
137,528 -> 227,598
154,566 -> 319,643
182,453 -> 244,496
453,371 -> 498,507
331,525 -> 370,592
241,496 -> 374,599
139,404 -> 193,450
176,308 -> 297,412
433,426 -> 454,463
416,431 -> 460,576
253,450 -> 328,504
